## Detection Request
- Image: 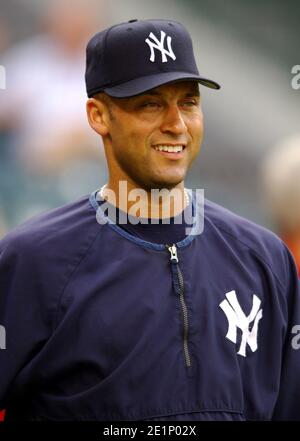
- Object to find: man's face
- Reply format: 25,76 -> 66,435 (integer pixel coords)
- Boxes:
103,81 -> 204,190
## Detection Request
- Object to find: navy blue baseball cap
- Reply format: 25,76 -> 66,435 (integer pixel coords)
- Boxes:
85,19 -> 220,98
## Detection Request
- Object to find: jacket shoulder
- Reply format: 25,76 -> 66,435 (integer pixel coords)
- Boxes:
0,195 -> 99,258
204,199 -> 292,288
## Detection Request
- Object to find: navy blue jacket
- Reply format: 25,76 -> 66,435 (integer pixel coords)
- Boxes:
0,191 -> 300,421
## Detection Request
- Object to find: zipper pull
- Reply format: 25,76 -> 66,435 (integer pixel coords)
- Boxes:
168,244 -> 179,263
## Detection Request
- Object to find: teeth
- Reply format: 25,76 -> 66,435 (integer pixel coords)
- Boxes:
154,145 -> 184,153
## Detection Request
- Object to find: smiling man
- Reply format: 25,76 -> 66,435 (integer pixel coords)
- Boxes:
84,18 -> 218,219
89,82 -> 202,191
0,19 -> 300,421
87,81 -> 203,220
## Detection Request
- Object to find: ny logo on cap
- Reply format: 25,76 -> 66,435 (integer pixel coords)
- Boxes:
145,31 -> 176,63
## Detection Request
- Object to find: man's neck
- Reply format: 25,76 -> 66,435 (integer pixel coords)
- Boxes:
102,180 -> 187,219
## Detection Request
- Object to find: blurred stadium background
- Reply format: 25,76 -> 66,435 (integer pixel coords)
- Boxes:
0,0 -> 299,236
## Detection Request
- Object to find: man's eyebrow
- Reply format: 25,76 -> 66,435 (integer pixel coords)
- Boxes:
139,89 -> 201,97
186,91 -> 200,97
142,90 -> 160,96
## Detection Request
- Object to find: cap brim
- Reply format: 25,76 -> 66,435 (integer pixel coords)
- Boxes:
102,71 -> 220,98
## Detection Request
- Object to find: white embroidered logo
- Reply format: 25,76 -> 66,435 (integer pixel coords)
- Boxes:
219,290 -> 263,357
145,31 -> 176,63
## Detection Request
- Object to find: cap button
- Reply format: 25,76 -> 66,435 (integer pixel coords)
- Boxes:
128,19 -> 138,23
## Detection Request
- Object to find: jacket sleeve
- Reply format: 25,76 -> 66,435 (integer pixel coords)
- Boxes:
272,246 -> 300,420
0,234 -> 55,410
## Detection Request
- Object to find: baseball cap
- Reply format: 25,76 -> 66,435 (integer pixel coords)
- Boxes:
85,18 -> 220,98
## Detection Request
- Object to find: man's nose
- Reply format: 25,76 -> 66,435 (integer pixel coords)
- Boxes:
160,105 -> 187,135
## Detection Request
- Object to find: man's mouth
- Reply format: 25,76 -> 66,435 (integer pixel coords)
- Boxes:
152,144 -> 186,159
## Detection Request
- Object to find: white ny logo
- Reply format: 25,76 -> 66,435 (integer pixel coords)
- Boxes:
145,31 -> 176,63
219,290 -> 263,357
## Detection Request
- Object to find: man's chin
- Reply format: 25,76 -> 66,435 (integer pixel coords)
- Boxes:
152,175 -> 187,191
129,171 -> 187,192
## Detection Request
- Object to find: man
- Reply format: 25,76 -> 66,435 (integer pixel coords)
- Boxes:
0,19 -> 300,421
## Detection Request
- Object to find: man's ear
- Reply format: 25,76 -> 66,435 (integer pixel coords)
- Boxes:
86,98 -> 110,136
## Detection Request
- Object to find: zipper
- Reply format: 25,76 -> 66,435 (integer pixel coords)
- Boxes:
167,244 -> 192,368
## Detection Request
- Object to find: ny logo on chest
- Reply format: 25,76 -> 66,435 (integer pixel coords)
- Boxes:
219,290 -> 263,357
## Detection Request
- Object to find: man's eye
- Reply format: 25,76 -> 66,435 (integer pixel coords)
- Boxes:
182,100 -> 198,107
141,102 -> 161,108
